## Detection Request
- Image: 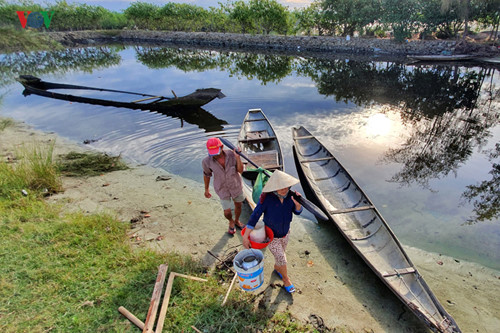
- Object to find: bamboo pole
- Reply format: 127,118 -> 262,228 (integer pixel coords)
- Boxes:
222,273 -> 238,306
143,263 -> 168,333
173,273 -> 208,283
118,306 -> 145,330
131,96 -> 163,103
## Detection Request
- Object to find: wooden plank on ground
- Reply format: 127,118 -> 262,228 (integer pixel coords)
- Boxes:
143,263 -> 168,333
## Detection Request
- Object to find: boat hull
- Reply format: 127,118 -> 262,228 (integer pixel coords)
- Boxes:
17,75 -> 224,109
407,54 -> 475,62
292,126 -> 461,333
16,75 -> 228,132
237,109 -> 283,210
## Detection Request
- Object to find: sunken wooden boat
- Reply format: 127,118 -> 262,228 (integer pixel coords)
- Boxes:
237,109 -> 283,210
17,75 -> 225,109
292,126 -> 461,333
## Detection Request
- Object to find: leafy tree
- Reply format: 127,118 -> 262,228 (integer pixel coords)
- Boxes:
320,0 -> 381,36
381,0 -> 422,41
0,0 -> 44,28
249,0 -> 289,35
158,3 -> 209,31
442,0 -> 471,38
206,5 -> 234,33
124,2 -> 160,30
227,0 -> 254,33
46,0 -> 79,31
99,10 -> 127,30
292,1 -> 323,36
228,0 -> 289,34
420,0 -> 464,38
475,0 -> 500,42
45,1 -> 126,31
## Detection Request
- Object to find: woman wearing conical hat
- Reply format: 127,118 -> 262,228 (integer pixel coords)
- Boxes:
242,170 -> 303,293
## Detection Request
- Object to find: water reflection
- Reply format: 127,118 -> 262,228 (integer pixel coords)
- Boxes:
135,47 -> 494,124
2,46 -> 498,223
462,143 -> 500,224
135,46 -> 294,84
0,47 -> 122,87
295,58 -> 490,116
365,113 -> 392,137
382,105 -> 498,189
135,47 -> 228,71
1,45 -> 499,268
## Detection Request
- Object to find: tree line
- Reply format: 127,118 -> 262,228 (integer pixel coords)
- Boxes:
1,0 -> 498,42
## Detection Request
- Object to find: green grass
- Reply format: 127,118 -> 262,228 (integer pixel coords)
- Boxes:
0,142 -> 321,332
0,202 -> 193,332
0,199 -> 319,332
0,118 -> 14,131
58,151 -> 129,177
0,142 -> 62,199
0,27 -> 63,53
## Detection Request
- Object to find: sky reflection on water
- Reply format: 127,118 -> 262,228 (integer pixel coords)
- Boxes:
1,46 -> 499,270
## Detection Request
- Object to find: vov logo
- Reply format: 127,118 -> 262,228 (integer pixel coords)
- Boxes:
17,11 -> 54,29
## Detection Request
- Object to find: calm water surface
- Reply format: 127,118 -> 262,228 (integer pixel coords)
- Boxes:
1,46 -> 499,270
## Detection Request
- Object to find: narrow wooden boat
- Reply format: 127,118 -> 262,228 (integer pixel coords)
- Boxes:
237,109 -> 283,210
477,56 -> 500,65
407,54 -> 475,62
17,75 -> 225,109
292,126 -> 461,333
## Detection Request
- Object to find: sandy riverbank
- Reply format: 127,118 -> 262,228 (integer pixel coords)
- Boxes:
1,119 -> 499,332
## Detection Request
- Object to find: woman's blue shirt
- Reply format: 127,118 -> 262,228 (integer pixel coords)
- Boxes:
246,192 -> 302,238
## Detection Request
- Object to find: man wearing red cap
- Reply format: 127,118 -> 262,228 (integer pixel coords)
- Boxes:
202,137 -> 245,234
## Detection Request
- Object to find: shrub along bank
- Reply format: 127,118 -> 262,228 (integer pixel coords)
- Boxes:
1,0 -> 498,42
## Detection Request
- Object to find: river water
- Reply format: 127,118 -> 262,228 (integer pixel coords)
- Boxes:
1,45 -> 499,270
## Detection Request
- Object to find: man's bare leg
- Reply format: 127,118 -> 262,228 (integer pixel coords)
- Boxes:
224,208 -> 234,229
234,201 -> 243,228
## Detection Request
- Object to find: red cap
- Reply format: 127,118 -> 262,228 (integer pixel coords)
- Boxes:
206,138 -> 223,156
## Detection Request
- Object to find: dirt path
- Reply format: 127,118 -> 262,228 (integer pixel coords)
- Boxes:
2,120 -> 499,332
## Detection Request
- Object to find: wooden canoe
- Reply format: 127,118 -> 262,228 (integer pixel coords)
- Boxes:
407,54 -> 475,62
16,75 -> 228,132
17,75 -> 225,109
292,126 -> 461,333
237,109 -> 283,210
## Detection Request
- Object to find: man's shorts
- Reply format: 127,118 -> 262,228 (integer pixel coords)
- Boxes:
220,192 -> 245,210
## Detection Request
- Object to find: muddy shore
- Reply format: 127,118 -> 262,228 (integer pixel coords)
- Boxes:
2,119 -> 499,332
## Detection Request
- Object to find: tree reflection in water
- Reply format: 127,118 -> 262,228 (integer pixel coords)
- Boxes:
135,46 -> 294,85
0,47 -> 122,88
462,143 -> 500,224
383,107 -> 496,189
379,66 -> 499,223
134,47 -> 500,223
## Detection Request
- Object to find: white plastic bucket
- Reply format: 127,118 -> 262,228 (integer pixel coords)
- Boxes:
233,249 -> 264,291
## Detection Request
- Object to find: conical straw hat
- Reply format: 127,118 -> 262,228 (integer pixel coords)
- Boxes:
262,170 -> 299,193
